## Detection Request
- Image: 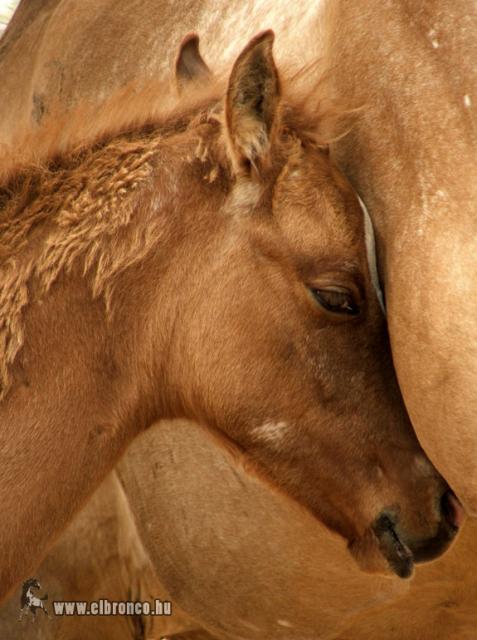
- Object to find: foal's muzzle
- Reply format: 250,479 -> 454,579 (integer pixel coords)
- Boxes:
373,490 -> 465,578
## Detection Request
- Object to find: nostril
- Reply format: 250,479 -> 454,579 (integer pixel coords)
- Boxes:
374,512 -> 397,534
440,491 -> 466,529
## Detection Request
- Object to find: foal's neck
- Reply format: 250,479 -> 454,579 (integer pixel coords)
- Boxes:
2,116 -> 221,381
0,118 -> 226,598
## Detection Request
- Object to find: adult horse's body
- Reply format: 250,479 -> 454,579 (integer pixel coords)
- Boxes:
1,33 -> 459,600
2,0 -> 475,511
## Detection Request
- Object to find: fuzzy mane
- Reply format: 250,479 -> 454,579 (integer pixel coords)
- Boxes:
0,59 -> 350,181
0,64 -> 353,399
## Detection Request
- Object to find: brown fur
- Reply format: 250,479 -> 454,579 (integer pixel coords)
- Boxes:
321,0 -> 477,513
0,49 -> 346,400
117,421 -> 477,639
0,31 -> 462,602
2,0 -> 474,514
0,57 -> 340,182
0,1 -> 474,637
3,422 -> 474,639
1,135 -> 163,397
0,471 -> 194,640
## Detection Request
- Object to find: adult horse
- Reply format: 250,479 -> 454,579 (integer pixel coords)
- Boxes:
1,32 -> 460,602
1,0 -> 476,509
0,472 -> 189,640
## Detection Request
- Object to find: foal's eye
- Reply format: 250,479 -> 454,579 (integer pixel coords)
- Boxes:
310,288 -> 360,316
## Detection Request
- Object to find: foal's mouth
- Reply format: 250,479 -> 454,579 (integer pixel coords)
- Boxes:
372,491 -> 465,579
372,514 -> 414,578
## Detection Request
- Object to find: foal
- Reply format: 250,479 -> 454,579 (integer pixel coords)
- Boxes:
0,32 -> 461,599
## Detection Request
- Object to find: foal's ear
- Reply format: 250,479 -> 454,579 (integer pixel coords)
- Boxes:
225,30 -> 280,174
175,33 -> 211,92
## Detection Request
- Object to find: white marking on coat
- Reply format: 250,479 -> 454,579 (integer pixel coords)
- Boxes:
464,94 -> 472,109
277,619 -> 294,628
428,29 -> 440,48
252,421 -> 290,445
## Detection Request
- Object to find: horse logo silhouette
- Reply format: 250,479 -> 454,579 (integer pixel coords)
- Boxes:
19,578 -> 49,620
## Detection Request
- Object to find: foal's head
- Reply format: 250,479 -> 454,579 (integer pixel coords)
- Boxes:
148,33 -> 463,577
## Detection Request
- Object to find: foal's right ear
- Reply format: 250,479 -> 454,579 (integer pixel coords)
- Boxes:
225,30 -> 280,174
175,33 -> 211,93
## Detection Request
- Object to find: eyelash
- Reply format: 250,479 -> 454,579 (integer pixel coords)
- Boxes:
310,288 -> 361,316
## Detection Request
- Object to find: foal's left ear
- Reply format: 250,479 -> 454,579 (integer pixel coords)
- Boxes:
225,30 -> 280,174
175,33 -> 211,92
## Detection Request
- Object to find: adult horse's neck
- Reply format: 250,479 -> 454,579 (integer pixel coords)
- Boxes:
0,122 -> 214,599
